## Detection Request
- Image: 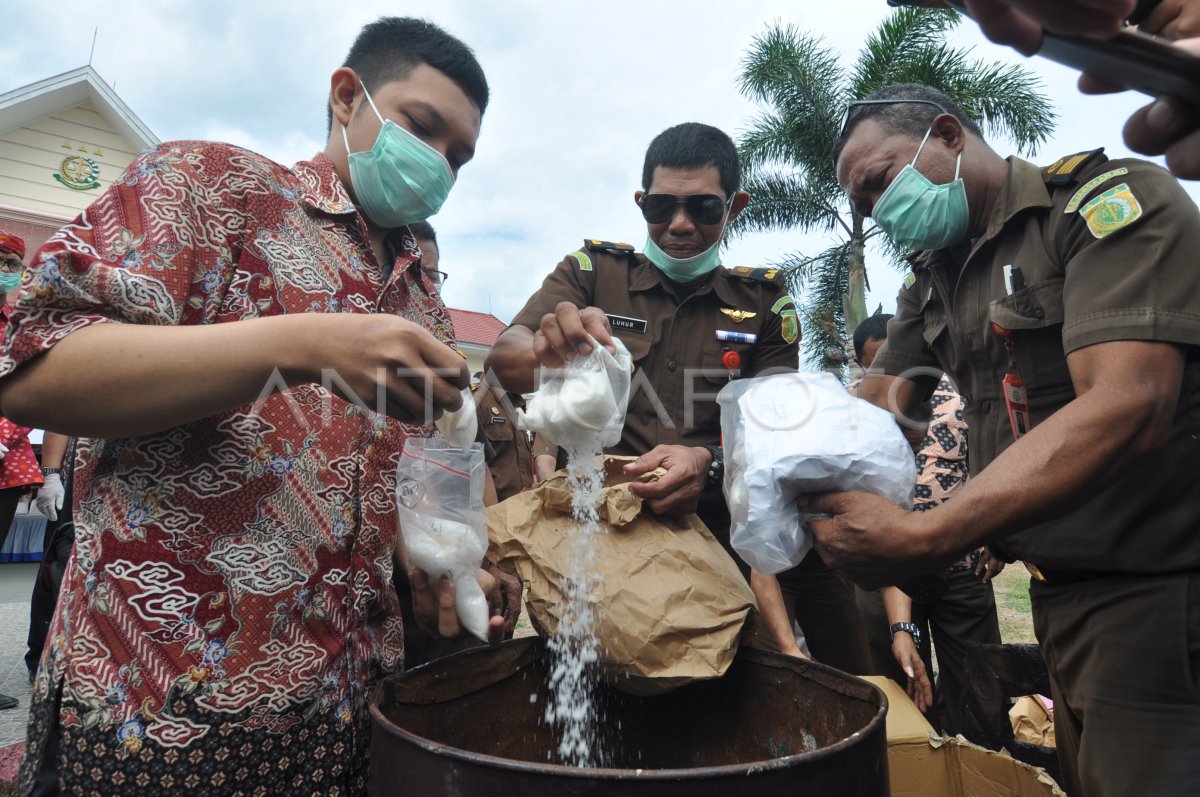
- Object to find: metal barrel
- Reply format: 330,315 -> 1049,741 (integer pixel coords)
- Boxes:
370,637 -> 888,797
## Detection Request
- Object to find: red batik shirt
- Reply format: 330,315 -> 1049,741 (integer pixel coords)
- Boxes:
0,142 -> 452,774
0,308 -> 42,492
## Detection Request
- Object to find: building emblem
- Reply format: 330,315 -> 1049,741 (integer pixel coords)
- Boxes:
53,155 -> 101,190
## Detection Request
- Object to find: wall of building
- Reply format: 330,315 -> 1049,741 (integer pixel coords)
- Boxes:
0,100 -> 139,252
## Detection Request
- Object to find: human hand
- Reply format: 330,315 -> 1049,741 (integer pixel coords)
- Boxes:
975,546 -> 1007,583
806,491 -> 943,590
1077,37 -> 1200,177
531,303 -> 616,368
36,472 -> 64,522
409,567 -> 506,643
959,0 -> 1135,55
488,562 -> 522,638
891,631 -> 934,712
301,314 -> 469,424
624,445 -> 712,516
1140,0 -> 1200,39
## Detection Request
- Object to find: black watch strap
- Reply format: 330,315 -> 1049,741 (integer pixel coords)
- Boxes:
701,444 -> 724,492
890,621 -> 922,647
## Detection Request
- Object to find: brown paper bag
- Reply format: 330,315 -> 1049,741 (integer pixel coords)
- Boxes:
1009,694 -> 1056,748
487,456 -> 756,695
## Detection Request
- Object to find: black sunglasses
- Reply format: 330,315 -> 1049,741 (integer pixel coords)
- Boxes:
639,193 -> 732,226
837,99 -> 950,141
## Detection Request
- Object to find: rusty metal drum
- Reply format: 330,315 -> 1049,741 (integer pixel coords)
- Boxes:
370,638 -> 888,796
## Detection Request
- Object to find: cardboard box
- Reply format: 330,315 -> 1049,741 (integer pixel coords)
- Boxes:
860,676 -> 1064,797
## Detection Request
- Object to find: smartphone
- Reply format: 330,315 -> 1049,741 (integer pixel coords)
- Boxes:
945,0 -> 1200,107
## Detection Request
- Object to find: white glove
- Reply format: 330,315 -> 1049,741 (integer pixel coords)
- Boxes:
0,442 -> 8,461
36,472 -> 64,521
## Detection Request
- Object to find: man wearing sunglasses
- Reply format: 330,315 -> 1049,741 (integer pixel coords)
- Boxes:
817,82 -> 1200,797
488,123 -> 875,675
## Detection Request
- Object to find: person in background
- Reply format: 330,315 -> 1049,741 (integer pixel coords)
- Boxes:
410,220 -> 447,293
0,19 -> 503,795
26,432 -> 74,683
471,372 -> 533,502
0,230 -> 43,711
849,313 -> 1003,734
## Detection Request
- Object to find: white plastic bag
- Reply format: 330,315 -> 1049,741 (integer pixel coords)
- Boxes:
396,437 -> 491,641
518,337 -> 633,450
717,372 -> 916,575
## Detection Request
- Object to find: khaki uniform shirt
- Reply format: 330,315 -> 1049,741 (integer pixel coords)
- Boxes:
510,240 -> 800,456
873,154 -> 1200,574
472,385 -> 533,501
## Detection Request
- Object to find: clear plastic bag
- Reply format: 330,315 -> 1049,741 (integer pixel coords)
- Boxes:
717,372 -> 916,575
518,337 -> 633,450
396,437 -> 491,641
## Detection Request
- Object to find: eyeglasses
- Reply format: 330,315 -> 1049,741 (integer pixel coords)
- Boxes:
638,193 -> 732,226
0,255 -> 23,274
424,269 -> 449,288
837,99 -> 950,142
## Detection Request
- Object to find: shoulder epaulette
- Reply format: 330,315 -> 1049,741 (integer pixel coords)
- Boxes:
728,265 -> 784,285
1043,148 -> 1106,187
582,239 -> 636,255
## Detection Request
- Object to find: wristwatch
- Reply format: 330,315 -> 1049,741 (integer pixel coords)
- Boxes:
701,444 -> 724,493
40,467 -> 62,476
889,621 -> 922,646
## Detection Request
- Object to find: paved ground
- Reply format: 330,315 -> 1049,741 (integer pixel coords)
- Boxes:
0,563 -> 39,749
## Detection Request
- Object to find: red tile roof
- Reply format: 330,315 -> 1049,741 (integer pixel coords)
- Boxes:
449,307 -> 509,347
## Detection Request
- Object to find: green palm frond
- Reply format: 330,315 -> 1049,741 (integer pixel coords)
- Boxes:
849,8 -> 960,99
729,172 -> 848,239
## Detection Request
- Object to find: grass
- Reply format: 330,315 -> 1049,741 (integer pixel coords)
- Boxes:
991,563 -> 1037,645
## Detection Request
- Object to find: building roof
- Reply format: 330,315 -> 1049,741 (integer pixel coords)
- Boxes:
449,308 -> 508,347
0,65 -> 158,150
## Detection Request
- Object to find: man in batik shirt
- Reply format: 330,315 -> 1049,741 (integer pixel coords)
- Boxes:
0,18 -> 502,797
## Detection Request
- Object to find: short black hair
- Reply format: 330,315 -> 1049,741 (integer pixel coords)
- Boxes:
833,84 -> 982,167
642,123 -> 741,199
327,17 -> 488,132
409,221 -> 437,245
853,313 -> 893,363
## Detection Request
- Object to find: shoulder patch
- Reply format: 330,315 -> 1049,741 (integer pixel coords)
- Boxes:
769,294 -> 800,344
583,239 -> 635,255
1079,183 -> 1143,238
903,271 -> 917,290
1043,148 -> 1106,187
569,250 -> 593,272
1064,167 -> 1130,214
730,265 -> 784,284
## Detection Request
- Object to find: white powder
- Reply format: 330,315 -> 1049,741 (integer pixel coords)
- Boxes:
542,441 -> 606,767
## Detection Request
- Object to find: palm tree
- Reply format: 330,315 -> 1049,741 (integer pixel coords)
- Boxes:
732,8 -> 1055,372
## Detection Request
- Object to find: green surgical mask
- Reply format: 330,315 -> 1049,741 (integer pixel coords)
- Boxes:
0,271 -> 21,293
872,127 -> 969,251
341,82 -> 455,228
642,203 -> 731,283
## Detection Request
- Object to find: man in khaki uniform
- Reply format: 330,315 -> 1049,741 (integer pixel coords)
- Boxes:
470,375 -> 533,501
820,83 -> 1200,797
488,122 -> 872,674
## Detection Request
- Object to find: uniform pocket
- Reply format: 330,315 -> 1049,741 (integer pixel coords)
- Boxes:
615,331 -> 653,364
987,278 -> 1073,395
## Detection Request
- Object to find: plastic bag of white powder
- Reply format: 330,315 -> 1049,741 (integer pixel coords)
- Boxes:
718,373 -> 916,575
396,438 -> 491,641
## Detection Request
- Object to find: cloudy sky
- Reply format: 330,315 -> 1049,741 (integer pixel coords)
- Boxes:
3,0 -> 1180,345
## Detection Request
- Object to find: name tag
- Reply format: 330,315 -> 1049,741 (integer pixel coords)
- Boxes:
489,417 -> 507,425
607,314 -> 647,334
